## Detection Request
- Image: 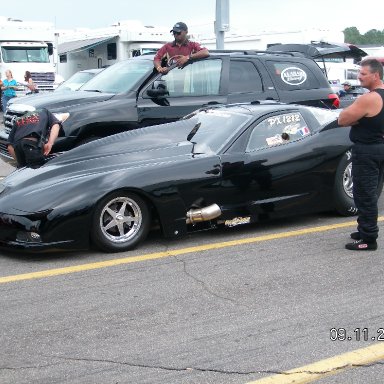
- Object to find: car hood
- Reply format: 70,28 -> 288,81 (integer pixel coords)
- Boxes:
51,120 -> 196,166
0,120 -> 222,217
1,120 -> 198,192
8,91 -> 115,111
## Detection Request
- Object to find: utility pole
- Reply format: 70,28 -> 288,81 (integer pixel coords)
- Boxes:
215,0 -> 230,49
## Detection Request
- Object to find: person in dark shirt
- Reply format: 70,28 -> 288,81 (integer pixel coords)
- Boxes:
338,58 -> 384,251
7,108 -> 62,168
153,22 -> 209,74
338,81 -> 353,97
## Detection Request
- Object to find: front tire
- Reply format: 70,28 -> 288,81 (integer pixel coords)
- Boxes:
91,192 -> 151,252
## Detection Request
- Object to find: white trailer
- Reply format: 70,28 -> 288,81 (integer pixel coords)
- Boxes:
0,16 -> 62,97
198,28 -> 345,51
57,20 -> 168,80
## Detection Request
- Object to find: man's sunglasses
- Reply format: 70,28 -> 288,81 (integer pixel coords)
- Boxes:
172,31 -> 182,35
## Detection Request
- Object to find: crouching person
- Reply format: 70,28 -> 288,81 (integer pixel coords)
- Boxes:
7,108 -> 62,168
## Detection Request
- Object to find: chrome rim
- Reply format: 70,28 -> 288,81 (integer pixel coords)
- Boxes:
99,197 -> 142,243
343,162 -> 353,199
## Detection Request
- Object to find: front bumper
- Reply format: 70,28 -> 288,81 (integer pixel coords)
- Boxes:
0,239 -> 79,253
0,211 -> 90,253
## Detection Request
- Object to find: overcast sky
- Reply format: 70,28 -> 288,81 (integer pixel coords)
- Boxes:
4,0 -> 383,35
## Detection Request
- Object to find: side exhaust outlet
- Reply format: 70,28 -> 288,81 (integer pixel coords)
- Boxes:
186,204 -> 222,224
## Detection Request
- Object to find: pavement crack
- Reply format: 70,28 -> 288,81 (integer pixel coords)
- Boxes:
173,255 -> 252,309
4,358 -> 382,377
37,355 -> 282,375
0,362 -> 61,371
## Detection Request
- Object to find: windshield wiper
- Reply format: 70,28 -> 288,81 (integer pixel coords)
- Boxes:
83,89 -> 103,93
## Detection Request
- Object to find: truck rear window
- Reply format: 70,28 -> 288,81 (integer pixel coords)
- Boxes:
266,61 -> 321,91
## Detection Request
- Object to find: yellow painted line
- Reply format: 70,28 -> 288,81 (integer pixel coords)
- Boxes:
0,216 -> 383,285
246,343 -> 384,384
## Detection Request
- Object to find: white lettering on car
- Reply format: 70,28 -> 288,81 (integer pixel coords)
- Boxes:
268,113 -> 301,126
346,150 -> 352,161
281,67 -> 307,85
224,217 -> 251,227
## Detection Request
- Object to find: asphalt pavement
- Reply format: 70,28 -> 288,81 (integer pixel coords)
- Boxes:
1,207 -> 384,384
1,108 -> 384,383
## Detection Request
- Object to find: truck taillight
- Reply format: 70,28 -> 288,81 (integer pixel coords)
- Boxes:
328,93 -> 340,109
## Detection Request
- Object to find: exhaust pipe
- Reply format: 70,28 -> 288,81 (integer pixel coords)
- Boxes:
186,203 -> 221,224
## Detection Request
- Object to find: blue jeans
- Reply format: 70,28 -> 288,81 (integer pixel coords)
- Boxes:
1,95 -> 15,111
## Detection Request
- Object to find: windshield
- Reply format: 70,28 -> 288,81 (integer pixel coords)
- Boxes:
56,71 -> 96,92
183,109 -> 252,153
81,59 -> 153,93
1,47 -> 49,63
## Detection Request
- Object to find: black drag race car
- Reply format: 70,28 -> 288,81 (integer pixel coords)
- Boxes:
0,102 -> 355,253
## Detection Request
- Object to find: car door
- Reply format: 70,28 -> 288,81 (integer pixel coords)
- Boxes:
218,109 -> 328,219
136,57 -> 228,126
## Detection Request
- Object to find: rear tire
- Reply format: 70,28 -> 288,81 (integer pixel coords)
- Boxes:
333,151 -> 357,216
91,191 -> 151,252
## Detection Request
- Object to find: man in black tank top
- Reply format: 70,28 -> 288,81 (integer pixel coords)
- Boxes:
338,58 -> 384,251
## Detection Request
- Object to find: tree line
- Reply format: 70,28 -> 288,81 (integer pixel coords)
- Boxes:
344,27 -> 384,44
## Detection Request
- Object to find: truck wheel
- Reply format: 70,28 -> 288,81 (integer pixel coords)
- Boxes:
91,192 -> 151,252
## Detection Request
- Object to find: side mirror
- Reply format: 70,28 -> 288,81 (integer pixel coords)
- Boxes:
147,88 -> 168,98
146,80 -> 169,98
47,42 -> 54,56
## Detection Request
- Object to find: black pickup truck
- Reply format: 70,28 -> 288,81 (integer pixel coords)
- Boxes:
0,51 -> 338,161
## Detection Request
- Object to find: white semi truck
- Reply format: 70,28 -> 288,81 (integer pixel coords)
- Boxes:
0,16 -> 63,104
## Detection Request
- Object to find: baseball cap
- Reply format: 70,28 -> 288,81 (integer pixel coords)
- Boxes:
342,81 -> 351,86
170,22 -> 188,33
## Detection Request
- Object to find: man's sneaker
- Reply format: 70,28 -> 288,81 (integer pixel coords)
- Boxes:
345,239 -> 378,251
350,231 -> 361,240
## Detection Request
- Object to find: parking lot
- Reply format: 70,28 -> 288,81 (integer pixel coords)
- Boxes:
1,149 -> 384,383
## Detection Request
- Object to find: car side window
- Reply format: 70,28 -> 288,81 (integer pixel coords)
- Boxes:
229,61 -> 263,93
246,111 -> 310,152
160,59 -> 222,97
266,61 -> 321,91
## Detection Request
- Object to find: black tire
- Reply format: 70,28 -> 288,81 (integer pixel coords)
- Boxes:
91,191 -> 151,252
333,150 -> 357,216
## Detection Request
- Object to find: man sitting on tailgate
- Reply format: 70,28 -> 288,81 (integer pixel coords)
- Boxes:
7,108 -> 62,168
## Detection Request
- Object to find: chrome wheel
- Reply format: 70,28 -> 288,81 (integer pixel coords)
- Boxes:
343,162 -> 353,199
92,192 -> 151,252
333,152 -> 356,216
99,196 -> 143,244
